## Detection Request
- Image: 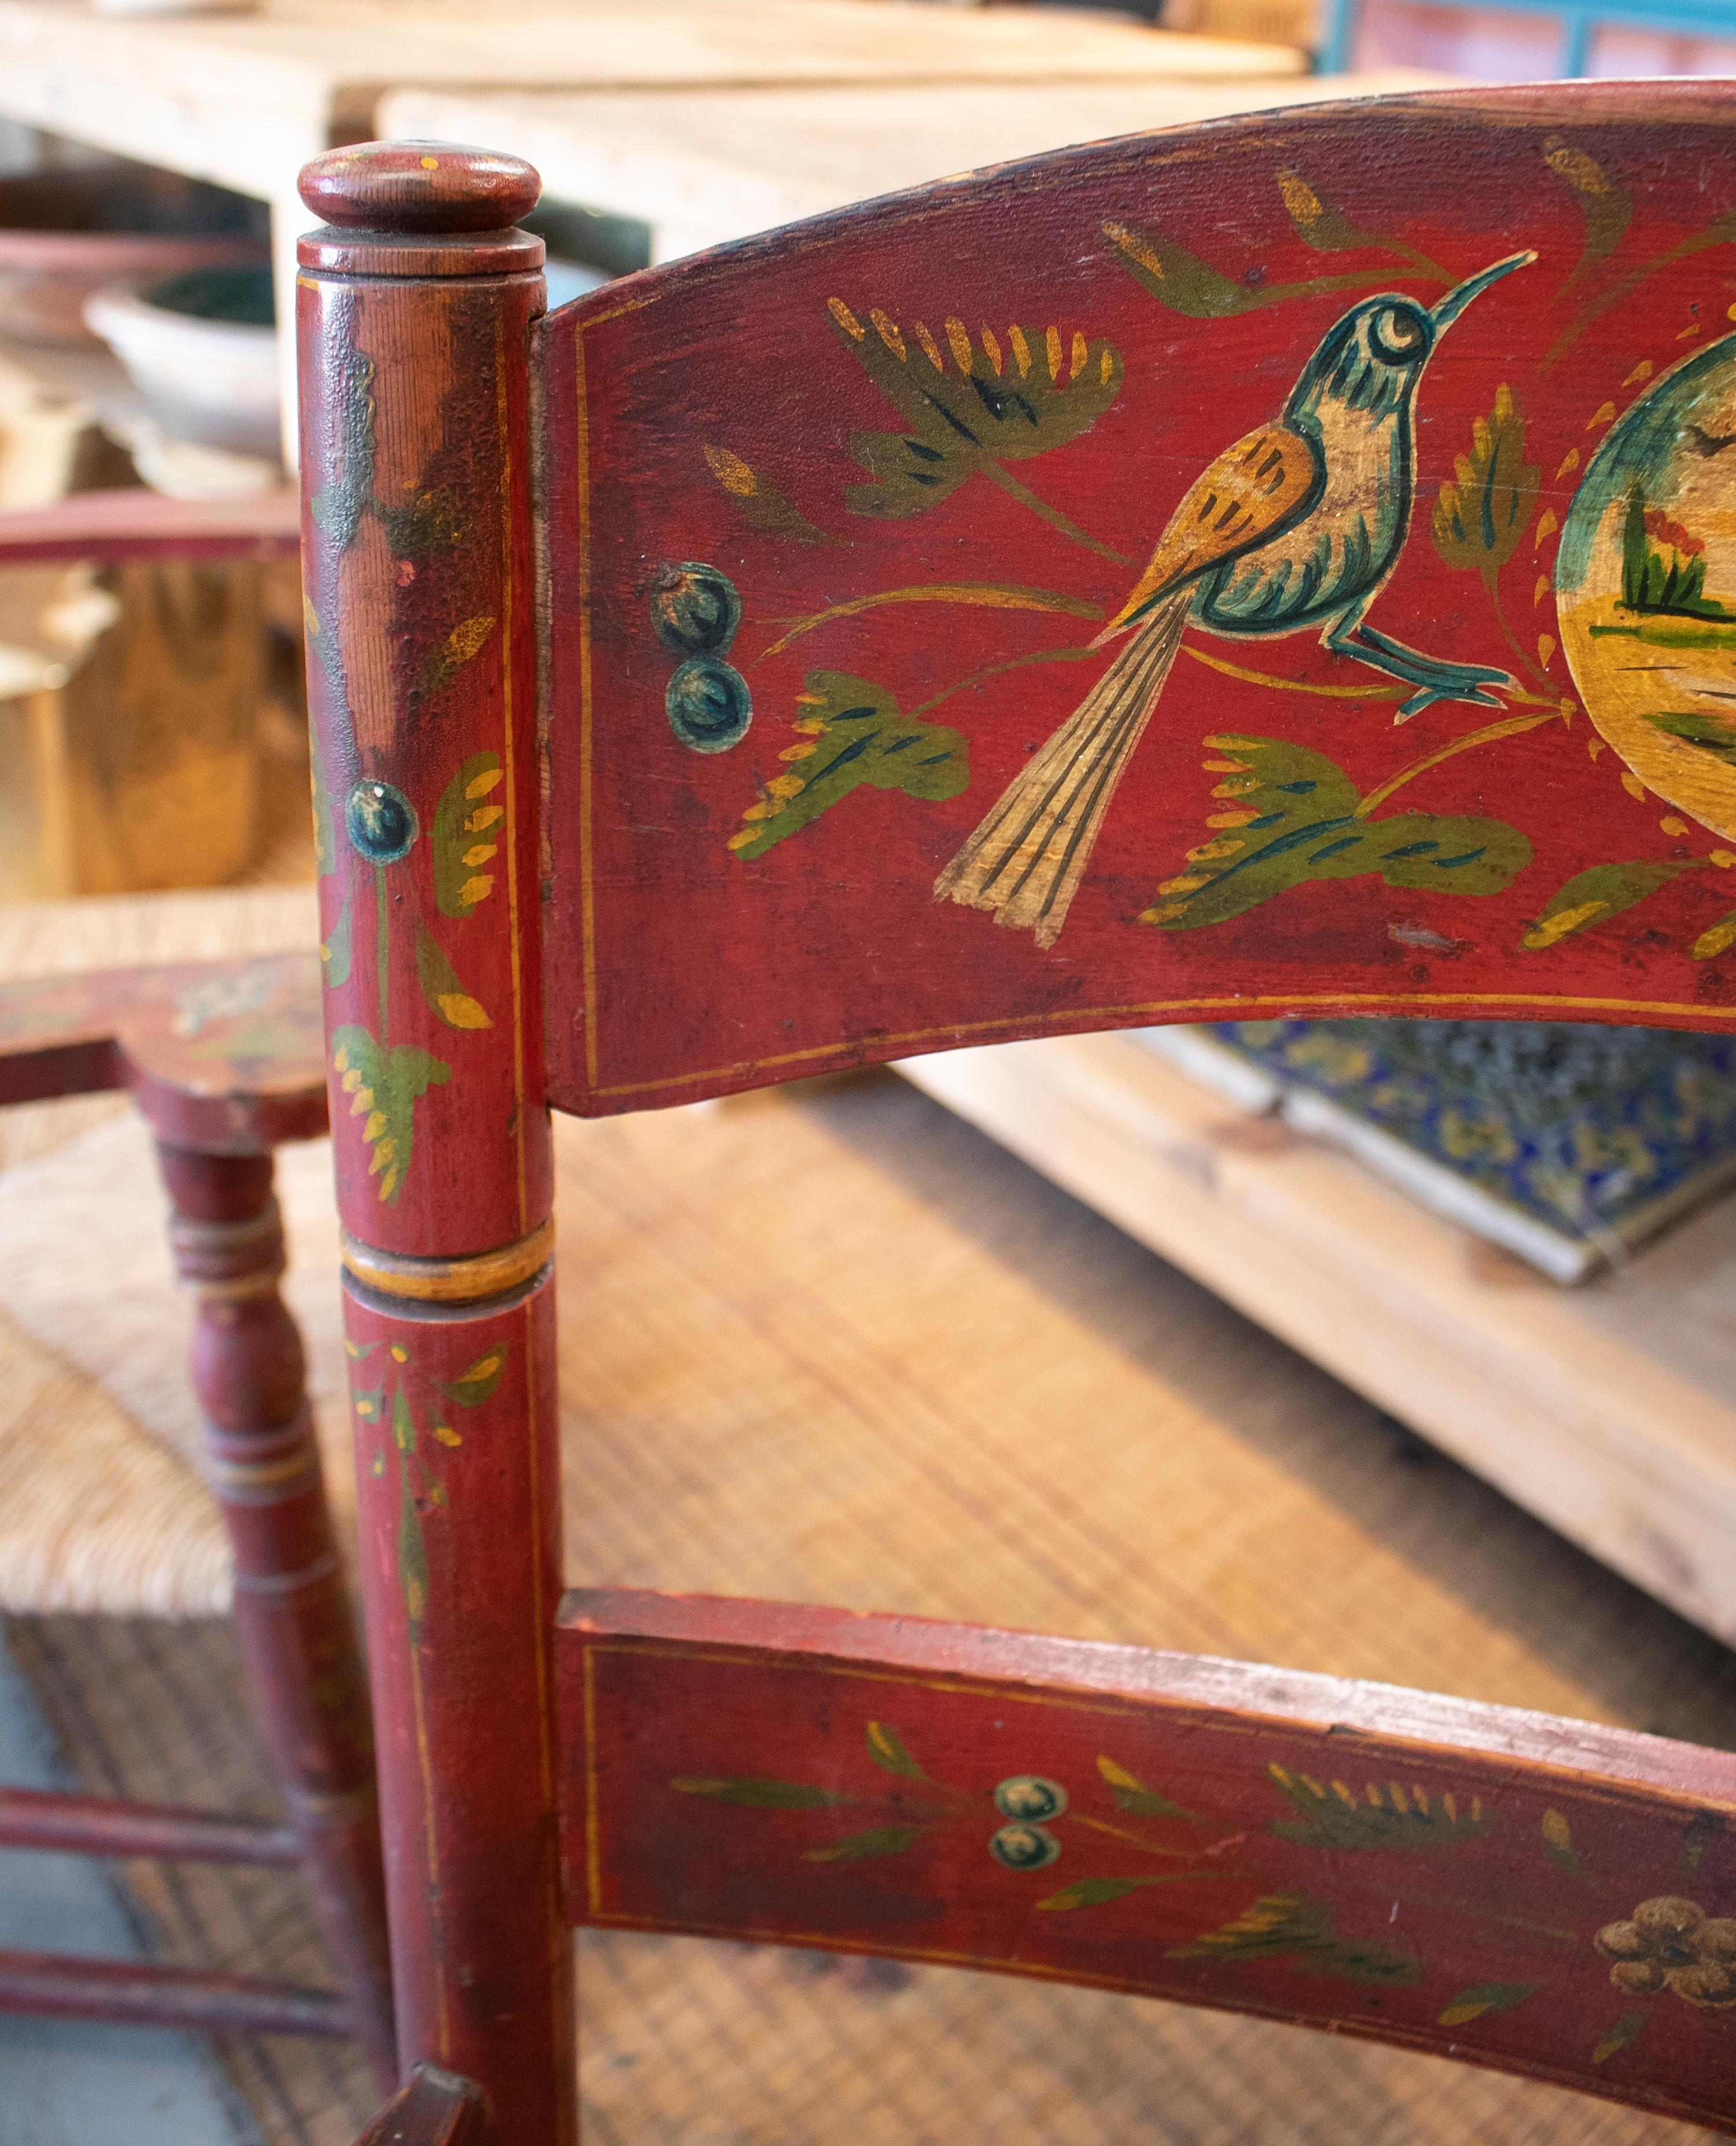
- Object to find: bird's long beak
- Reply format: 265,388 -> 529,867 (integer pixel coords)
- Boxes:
1430,250 -> 1536,330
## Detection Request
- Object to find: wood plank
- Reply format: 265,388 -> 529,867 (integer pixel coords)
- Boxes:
561,1585 -> 1736,2136
0,489 -> 300,568
382,70 -> 1449,259
0,0 -> 1304,201
899,1031 -> 1736,1647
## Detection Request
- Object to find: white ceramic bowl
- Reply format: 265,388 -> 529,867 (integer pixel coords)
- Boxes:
84,275 -> 279,458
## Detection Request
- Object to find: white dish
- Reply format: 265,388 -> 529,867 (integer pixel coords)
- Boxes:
83,281 -> 279,459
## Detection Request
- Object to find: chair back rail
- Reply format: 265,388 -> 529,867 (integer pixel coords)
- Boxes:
292,92 -> 1736,2140
561,1586 -> 1736,2136
540,82 -> 1736,1115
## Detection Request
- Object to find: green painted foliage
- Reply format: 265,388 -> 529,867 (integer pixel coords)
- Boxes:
1433,386 -> 1541,584
1266,1764 -> 1488,1852
1437,1980 -> 1542,2027
833,308 -> 1121,519
730,673 -> 967,861
804,1827 -> 921,1864
435,1347 -> 508,1410
671,1777 -> 858,1810
1168,1891 -> 1421,1987
330,1024 -> 451,1206
1145,734 -> 1531,932
1520,859 -> 1694,950
432,752 -> 504,917
865,1722 -> 924,1778
1095,1754 -> 1197,1822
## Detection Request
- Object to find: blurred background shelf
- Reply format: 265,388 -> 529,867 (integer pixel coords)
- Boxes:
899,1031 -> 1736,1649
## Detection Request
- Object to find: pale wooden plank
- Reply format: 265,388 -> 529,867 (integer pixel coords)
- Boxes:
381,71 -> 1452,260
898,1034 -> 1736,1648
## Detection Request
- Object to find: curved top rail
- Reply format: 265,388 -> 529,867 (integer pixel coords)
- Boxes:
527,80 -> 1736,1109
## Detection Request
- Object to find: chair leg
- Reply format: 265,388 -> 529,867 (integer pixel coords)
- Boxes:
158,1140 -> 396,2088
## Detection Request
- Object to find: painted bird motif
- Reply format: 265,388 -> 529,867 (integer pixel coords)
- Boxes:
935,251 -> 1535,948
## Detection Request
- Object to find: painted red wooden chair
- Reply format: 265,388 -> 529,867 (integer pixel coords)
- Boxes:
0,495 -> 393,2077
300,84 -> 1736,2141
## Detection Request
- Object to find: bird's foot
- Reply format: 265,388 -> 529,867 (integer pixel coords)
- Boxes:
1392,660 -> 1515,723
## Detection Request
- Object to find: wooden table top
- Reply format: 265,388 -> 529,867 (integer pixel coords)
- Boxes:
0,0 -> 1305,200
381,69 -> 1449,258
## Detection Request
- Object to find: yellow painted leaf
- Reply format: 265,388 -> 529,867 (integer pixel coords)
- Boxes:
466,766 -> 504,800
1536,634 -> 1556,668
1693,910 -> 1736,961
436,993 -> 492,1030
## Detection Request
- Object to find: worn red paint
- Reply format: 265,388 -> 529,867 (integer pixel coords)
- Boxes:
542,84 -> 1736,1114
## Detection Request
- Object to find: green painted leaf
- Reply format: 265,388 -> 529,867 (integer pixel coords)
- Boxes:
1521,859 -> 1694,949
1592,2010 -> 1648,2064
865,1722 -> 924,1778
730,673 -> 967,862
1641,707 -> 1736,765
670,1777 -> 857,1809
432,752 -> 503,917
376,487 -> 464,563
1543,136 -> 1633,288
830,302 -> 1121,519
415,920 -> 493,1030
1168,1891 -> 1419,1986
1144,734 -> 1531,933
1265,1763 -> 1488,1851
398,1457 -> 428,1632
1437,1980 -> 1542,2027
390,1384 -> 415,1457
320,896 -> 351,987
436,1348 -> 507,1410
1433,385 -> 1541,582
1277,167 -> 1411,260
804,1827 -> 921,1862
1095,1755 -> 1197,1821
704,444 -> 834,545
330,1024 -> 451,1207
417,613 -> 495,696
1038,1875 -> 1160,1911
1103,218 -> 1377,322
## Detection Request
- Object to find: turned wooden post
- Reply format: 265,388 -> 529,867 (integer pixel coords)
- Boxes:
295,145 -> 570,2139
157,1140 -> 395,2083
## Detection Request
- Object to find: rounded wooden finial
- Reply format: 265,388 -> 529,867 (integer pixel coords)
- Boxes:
298,141 -> 540,234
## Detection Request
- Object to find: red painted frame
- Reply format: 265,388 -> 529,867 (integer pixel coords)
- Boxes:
292,93 -> 1736,2143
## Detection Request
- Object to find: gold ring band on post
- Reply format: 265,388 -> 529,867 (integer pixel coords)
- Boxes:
341,1218 -> 554,1304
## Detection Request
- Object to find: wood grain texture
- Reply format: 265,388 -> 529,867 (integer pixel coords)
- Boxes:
540,81 -> 1736,1114
297,141 -> 572,2138
561,1586 -> 1736,2135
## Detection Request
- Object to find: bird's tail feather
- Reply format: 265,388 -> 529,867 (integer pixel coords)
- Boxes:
934,594 -> 1187,948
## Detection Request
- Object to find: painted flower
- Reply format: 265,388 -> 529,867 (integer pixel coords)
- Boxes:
1595,1897 -> 1736,2007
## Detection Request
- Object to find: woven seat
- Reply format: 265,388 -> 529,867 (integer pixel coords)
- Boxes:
0,887 -> 326,1620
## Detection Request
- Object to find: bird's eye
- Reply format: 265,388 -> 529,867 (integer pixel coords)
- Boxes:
1370,307 -> 1428,365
